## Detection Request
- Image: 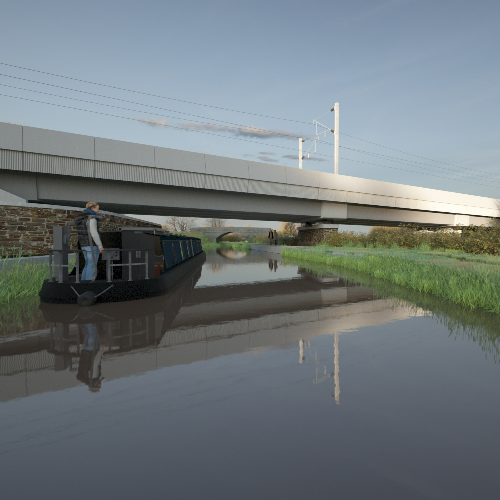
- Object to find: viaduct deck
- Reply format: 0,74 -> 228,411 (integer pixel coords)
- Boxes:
1,122 -> 498,227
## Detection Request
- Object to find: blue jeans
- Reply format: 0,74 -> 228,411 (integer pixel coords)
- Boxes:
82,323 -> 100,351
81,246 -> 100,281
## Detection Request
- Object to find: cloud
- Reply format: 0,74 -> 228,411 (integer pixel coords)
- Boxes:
259,151 -> 276,155
243,154 -> 255,157
139,116 -> 310,142
177,121 -> 308,141
282,154 -> 327,162
177,122 -> 235,134
257,156 -> 278,163
139,117 -> 168,128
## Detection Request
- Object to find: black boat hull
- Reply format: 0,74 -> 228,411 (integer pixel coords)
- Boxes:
39,252 -> 206,305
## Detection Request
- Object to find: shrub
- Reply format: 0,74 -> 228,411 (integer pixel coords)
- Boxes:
323,224 -> 500,255
219,232 -> 246,242
253,235 -> 268,244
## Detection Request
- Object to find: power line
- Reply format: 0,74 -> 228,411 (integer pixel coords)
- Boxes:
340,131 -> 481,175
0,82 -> 305,141
0,73 -> 310,139
317,137 -> 499,180
339,145 -> 500,183
0,62 -> 310,124
339,157 -> 500,189
8,72 -> 489,180
2,91 -> 499,190
2,62 -> 489,180
0,92 -> 310,152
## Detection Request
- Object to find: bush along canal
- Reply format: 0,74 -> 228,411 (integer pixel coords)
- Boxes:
282,246 -> 500,314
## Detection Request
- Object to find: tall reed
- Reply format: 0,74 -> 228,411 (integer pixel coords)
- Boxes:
282,247 -> 500,314
0,256 -> 49,303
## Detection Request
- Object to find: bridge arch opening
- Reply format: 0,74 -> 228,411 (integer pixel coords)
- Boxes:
216,232 -> 248,243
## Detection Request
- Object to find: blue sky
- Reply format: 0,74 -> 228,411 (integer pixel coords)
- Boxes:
1,0 -> 499,230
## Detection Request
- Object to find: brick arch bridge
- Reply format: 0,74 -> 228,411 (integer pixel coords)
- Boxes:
191,226 -> 271,243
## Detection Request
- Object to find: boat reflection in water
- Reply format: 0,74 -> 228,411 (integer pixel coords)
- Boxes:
0,255 -> 423,402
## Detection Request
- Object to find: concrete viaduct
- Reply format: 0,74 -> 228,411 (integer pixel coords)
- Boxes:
1,122 -> 498,234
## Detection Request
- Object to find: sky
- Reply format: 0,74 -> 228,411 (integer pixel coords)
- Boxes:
0,0 -> 499,231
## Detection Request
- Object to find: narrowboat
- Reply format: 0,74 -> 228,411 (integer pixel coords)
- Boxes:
39,224 -> 205,306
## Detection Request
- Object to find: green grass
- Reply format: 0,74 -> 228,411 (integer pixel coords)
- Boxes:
282,246 -> 500,314
0,257 -> 51,304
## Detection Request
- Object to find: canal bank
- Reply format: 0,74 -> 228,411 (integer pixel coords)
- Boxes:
282,246 -> 500,314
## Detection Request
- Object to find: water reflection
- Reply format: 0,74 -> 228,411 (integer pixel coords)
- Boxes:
291,259 -> 500,362
2,251 -> 500,405
268,259 -> 278,272
216,247 -> 248,260
3,251 -> 500,499
1,257 -> 406,402
76,324 -> 104,391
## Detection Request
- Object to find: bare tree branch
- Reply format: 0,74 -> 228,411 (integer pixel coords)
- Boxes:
279,222 -> 298,235
164,216 -> 197,232
206,218 -> 227,227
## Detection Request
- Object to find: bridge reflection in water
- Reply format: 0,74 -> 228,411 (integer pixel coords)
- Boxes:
0,253 -> 423,402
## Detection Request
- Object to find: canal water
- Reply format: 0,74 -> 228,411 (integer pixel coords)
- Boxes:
1,248 -> 500,499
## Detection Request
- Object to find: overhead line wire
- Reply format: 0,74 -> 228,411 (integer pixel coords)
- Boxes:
2,62 -> 490,181
340,131 -> 478,174
2,62 -> 487,180
1,91 -> 498,190
0,62 -> 310,124
339,145 -> 500,183
4,73 -> 495,181
0,82 -> 306,141
0,74 -> 310,139
317,139 -> 499,180
338,157 -> 500,190
0,92 -> 314,152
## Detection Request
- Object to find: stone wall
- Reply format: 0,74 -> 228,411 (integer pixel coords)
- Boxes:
0,205 -> 161,256
297,227 -> 338,246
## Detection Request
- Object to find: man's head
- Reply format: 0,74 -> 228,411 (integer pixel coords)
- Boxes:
86,202 -> 100,213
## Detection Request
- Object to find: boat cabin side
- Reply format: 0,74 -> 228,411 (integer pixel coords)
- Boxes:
89,228 -> 203,281
48,224 -> 203,283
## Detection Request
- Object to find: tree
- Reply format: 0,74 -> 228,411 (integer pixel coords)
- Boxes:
279,222 -> 298,235
206,218 -> 226,227
164,216 -> 196,232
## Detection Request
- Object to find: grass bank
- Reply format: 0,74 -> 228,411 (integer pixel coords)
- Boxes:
282,246 -> 500,314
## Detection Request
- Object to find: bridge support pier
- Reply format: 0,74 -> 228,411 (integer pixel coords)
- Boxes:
297,223 -> 339,246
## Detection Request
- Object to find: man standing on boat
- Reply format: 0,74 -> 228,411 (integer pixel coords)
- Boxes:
75,202 -> 104,281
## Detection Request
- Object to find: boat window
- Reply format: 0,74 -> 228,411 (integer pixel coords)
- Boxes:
154,236 -> 163,257
172,243 -> 177,262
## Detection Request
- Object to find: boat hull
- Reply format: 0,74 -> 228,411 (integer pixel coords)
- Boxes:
39,252 -> 206,305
